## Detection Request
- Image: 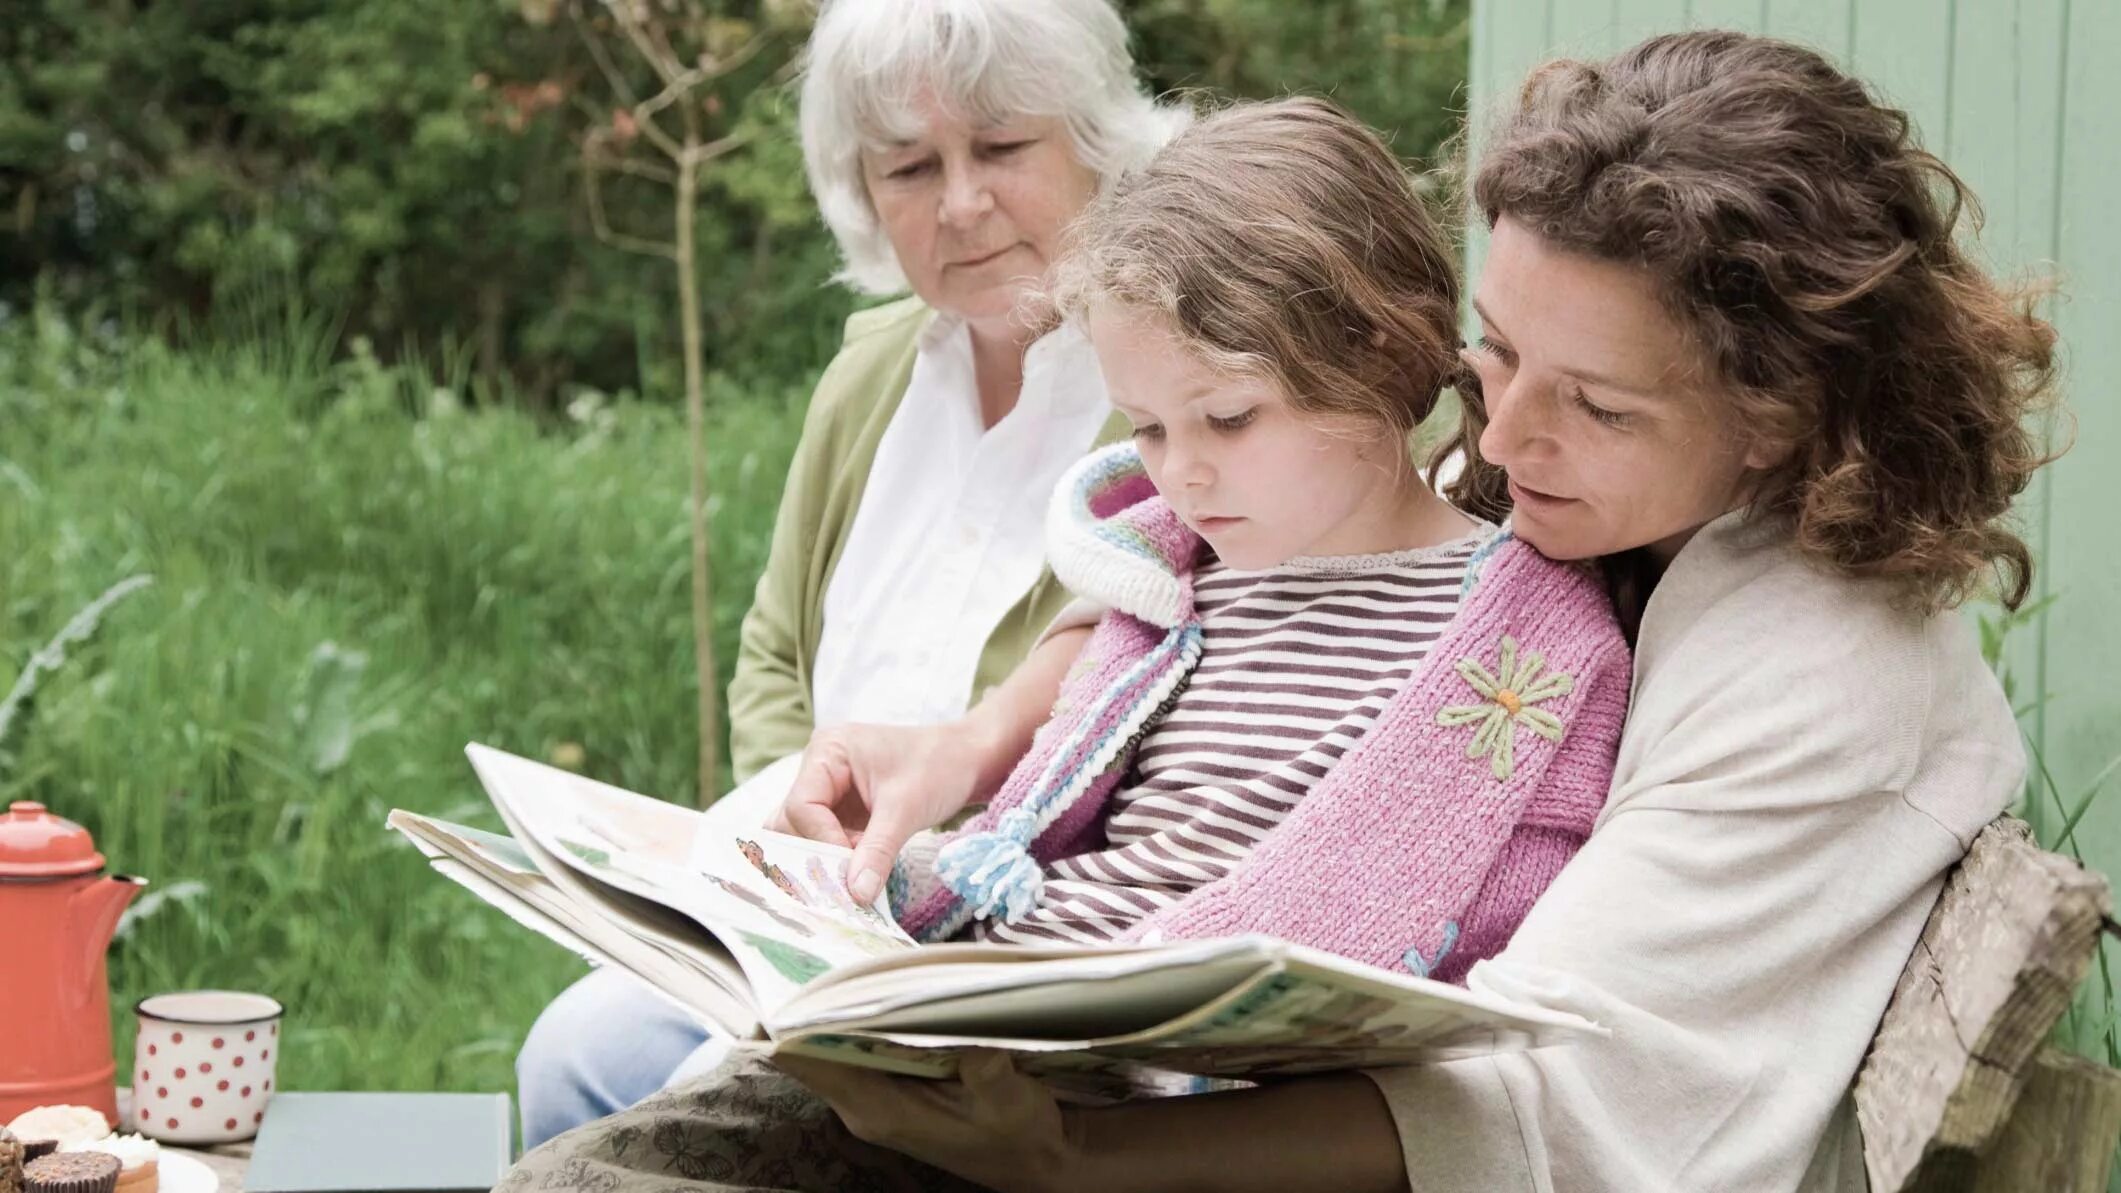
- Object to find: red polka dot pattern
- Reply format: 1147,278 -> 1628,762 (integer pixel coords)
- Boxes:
136,1017 -> 283,1141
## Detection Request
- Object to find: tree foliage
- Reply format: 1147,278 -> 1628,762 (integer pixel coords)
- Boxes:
0,0 -> 1467,403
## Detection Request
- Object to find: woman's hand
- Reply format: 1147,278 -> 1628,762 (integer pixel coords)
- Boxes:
772,720 -> 995,902
774,624 -> 1095,903
773,1050 -> 1079,1193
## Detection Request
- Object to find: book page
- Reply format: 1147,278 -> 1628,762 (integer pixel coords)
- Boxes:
389,811 -> 758,1035
462,744 -> 916,1013
770,935 -> 1603,1082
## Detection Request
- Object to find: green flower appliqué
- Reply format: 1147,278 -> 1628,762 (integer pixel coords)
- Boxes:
1435,636 -> 1574,781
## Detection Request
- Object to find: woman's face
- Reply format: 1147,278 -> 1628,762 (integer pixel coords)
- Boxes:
1464,216 -> 1775,564
861,96 -> 1099,334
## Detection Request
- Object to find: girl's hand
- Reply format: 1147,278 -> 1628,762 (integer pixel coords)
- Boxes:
773,1050 -> 1079,1193
772,720 -> 995,903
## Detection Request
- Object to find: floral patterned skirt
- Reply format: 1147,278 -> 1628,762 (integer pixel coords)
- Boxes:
499,1051 -> 991,1192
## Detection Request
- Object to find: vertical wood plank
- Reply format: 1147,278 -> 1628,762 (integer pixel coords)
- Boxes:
1612,0 -> 1694,47
1465,0 -> 1562,336
1944,0 -> 2022,288
2000,0 -> 2070,791
2042,0 -> 2121,1009
1849,0 -> 1954,147
1689,0 -> 1768,31
1763,0 -> 1854,60
1550,0 -> 1617,56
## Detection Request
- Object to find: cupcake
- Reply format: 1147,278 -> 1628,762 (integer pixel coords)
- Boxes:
57,1138 -> 154,1193
2,1126 -> 25,1193
1,1110 -> 107,1153
21,1152 -> 119,1193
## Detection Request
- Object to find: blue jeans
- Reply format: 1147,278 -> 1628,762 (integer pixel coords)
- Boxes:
515,967 -> 714,1149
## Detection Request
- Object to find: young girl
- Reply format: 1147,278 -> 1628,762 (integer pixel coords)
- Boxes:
506,97 -> 1633,1190
886,97 -> 1631,982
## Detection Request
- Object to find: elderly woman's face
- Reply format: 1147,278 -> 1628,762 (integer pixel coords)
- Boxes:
1463,216 -> 1777,564
860,98 -> 1098,330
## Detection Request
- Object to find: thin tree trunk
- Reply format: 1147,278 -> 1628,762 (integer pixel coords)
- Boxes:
676,143 -> 720,806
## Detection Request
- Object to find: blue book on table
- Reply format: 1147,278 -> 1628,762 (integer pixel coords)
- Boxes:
242,1092 -> 513,1193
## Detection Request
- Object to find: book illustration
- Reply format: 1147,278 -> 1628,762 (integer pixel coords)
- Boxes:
559,837 -> 612,870
738,931 -> 831,985
702,873 -> 814,939
729,833 -> 914,943
737,837 -> 803,900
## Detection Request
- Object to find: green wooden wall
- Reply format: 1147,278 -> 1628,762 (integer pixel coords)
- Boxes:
1467,0 -> 2121,880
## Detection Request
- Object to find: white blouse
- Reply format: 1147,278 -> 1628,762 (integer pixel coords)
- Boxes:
810,313 -> 1112,731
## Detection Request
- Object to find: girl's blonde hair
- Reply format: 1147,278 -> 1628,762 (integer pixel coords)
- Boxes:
1049,97 -> 1462,439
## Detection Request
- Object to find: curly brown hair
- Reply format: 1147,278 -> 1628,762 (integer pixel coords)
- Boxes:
1443,30 -> 2058,612
1049,96 -> 1462,441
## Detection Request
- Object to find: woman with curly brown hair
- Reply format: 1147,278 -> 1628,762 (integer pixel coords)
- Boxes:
519,28 -> 2059,1193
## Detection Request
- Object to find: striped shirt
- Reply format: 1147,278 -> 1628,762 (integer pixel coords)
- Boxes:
976,526 -> 1494,946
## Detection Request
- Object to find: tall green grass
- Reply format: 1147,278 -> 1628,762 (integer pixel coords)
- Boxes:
0,302 -> 806,1093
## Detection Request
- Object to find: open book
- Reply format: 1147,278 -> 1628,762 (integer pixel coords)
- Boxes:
387,744 -> 1603,1092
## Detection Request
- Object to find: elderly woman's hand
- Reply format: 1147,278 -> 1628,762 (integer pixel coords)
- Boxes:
773,1050 -> 1079,1193
772,720 -> 992,903
773,624 -> 1094,903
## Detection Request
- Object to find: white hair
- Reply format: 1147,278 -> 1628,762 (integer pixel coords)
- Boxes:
798,0 -> 1191,295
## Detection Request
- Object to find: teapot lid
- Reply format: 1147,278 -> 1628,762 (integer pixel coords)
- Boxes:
0,802 -> 106,878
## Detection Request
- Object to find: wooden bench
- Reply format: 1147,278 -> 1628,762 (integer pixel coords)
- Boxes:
1855,817 -> 2121,1191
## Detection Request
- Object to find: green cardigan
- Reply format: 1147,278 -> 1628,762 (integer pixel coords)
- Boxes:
726,296 -> 1130,782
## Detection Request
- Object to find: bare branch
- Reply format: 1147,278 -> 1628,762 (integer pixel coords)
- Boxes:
570,4 -> 640,108
636,61 -> 715,126
699,34 -> 768,82
628,105 -> 686,162
608,2 -> 683,86
583,158 -> 677,259
603,153 -> 677,185
686,128 -> 755,177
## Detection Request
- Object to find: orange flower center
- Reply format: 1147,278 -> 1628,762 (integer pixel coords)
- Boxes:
1495,689 -> 1523,716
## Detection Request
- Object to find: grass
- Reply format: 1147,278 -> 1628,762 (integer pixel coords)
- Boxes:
0,301 -> 807,1094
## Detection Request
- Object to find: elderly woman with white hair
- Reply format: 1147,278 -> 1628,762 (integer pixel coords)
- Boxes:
510,0 -> 1185,1150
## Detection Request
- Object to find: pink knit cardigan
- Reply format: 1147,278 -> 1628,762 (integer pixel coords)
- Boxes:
896,445 -> 1632,983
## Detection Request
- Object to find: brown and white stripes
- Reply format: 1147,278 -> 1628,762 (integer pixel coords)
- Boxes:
974,527 -> 1492,946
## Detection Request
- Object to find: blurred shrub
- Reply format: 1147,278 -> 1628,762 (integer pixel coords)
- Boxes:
0,0 -> 1467,403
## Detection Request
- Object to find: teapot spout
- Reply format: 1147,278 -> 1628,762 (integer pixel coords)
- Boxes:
75,873 -> 147,961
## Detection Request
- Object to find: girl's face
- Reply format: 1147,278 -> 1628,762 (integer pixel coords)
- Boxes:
861,97 -> 1099,336
1087,305 -> 1418,570
1464,217 -> 1777,564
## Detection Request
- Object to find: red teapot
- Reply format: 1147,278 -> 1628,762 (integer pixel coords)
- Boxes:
0,801 -> 146,1125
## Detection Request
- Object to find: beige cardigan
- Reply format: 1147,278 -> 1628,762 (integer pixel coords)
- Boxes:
1367,511 -> 2024,1191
